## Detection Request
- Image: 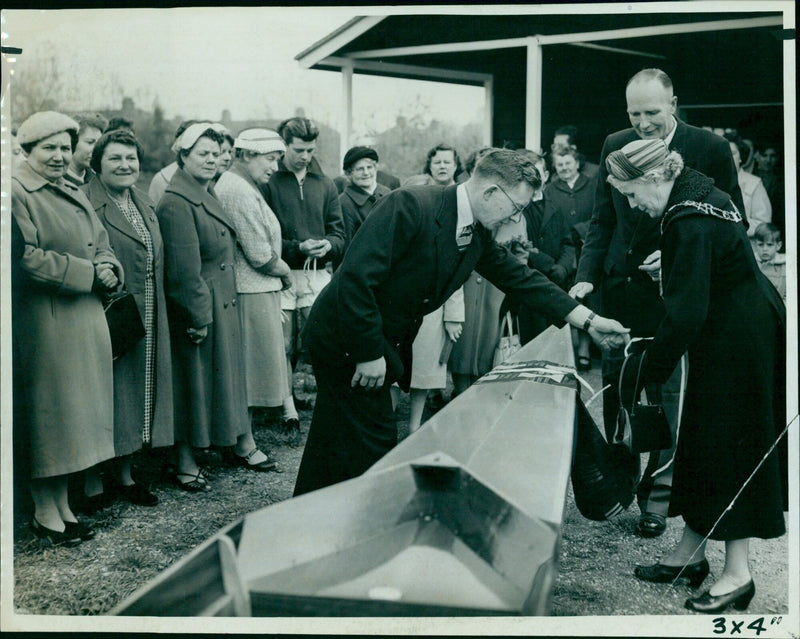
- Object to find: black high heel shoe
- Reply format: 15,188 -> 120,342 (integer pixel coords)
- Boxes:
64,520 -> 95,541
685,580 -> 755,613
634,558 -> 710,588
29,519 -> 82,547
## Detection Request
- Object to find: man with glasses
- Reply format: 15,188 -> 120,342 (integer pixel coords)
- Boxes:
293,149 -> 631,496
493,182 -> 526,222
505,150 -> 575,345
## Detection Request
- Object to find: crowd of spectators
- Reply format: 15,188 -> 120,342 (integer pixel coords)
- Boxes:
9,72 -> 787,616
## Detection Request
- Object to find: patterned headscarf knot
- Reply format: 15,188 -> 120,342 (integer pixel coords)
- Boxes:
606,138 -> 669,180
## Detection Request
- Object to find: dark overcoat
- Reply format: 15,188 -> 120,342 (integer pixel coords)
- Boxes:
544,173 -> 596,234
339,182 -> 392,248
296,185 -> 579,494
576,119 -> 744,336
640,169 -> 786,540
86,181 -> 174,455
524,195 -> 577,283
306,185 -> 579,388
156,168 -> 248,448
11,161 -> 122,478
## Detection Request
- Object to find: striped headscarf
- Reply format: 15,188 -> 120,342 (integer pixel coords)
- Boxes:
606,138 -> 669,180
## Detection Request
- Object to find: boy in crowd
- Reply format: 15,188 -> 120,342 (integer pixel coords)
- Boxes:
65,113 -> 108,186
752,223 -> 786,302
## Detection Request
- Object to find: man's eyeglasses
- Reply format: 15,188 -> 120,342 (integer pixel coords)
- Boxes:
494,183 -> 526,223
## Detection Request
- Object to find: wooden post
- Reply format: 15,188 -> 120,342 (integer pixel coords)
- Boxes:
525,36 -> 542,153
340,60 -> 353,172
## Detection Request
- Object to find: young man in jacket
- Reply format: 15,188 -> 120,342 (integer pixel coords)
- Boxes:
263,117 -> 345,417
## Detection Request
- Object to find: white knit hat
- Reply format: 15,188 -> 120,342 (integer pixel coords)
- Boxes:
234,128 -> 286,155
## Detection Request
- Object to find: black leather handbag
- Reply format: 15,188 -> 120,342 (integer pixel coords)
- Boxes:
104,291 -> 145,360
615,344 -> 673,454
571,398 -> 635,521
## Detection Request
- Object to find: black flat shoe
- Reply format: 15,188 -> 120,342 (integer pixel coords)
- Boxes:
637,513 -> 667,537
30,519 -> 82,547
223,447 -> 278,472
63,520 -> 95,541
576,355 -> 592,371
634,558 -> 710,588
120,483 -> 159,506
685,580 -> 755,613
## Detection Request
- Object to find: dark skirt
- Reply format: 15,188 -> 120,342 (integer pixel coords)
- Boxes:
669,280 -> 785,540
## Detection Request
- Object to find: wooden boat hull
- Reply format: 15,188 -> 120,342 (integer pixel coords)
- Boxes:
113,325 -> 577,616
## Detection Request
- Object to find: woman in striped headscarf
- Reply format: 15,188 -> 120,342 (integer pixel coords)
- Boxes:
607,138 -> 786,614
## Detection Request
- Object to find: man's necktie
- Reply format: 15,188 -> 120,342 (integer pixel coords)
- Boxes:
456,224 -> 473,251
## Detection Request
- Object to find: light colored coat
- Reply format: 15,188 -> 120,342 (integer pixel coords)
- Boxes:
147,162 -> 178,207
214,169 -> 283,294
738,169 -> 772,236
86,181 -> 174,455
11,161 -> 122,478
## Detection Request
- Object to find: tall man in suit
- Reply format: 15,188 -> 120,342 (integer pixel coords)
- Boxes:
294,149 -> 632,496
570,68 -> 744,537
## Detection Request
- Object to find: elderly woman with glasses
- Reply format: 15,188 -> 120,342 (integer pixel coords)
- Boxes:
11,111 -> 123,546
338,146 -> 392,252
157,123 -> 274,491
605,138 -> 786,614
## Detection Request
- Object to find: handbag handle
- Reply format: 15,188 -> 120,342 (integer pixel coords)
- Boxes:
499,311 -> 520,339
618,350 -> 648,416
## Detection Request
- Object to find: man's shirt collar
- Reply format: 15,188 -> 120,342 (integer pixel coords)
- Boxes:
456,183 -> 474,233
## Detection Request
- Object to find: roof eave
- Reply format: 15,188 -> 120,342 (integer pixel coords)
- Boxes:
294,15 -> 387,69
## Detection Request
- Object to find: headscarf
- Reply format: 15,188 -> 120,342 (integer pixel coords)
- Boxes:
171,122 -> 229,153
605,138 -> 669,180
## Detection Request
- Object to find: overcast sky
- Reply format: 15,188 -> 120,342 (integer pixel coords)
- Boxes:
2,7 -> 485,133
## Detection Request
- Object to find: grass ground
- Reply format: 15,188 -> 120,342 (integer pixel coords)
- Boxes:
10,360 -> 790,621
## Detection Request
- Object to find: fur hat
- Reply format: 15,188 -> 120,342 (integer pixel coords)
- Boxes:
16,111 -> 79,147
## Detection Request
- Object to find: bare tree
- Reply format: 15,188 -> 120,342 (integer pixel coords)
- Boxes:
10,45 -> 126,126
10,53 -> 76,125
